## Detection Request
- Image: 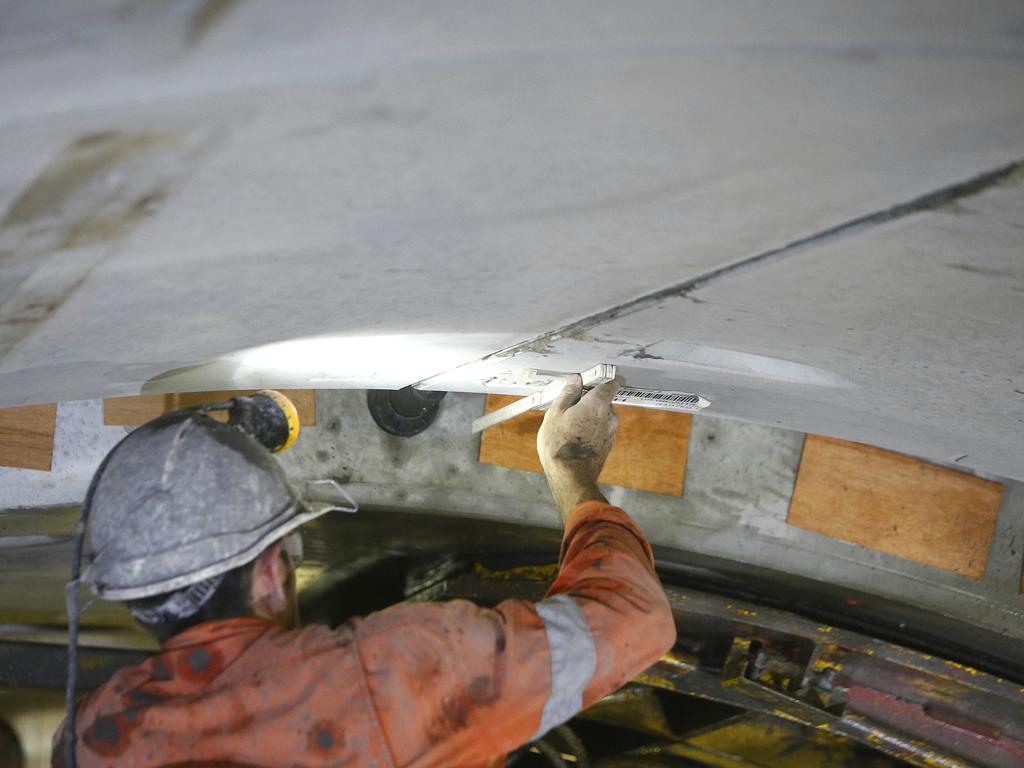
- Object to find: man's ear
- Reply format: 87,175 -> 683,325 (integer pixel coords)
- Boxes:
251,542 -> 286,608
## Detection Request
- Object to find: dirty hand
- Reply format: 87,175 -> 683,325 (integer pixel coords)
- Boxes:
537,375 -> 621,522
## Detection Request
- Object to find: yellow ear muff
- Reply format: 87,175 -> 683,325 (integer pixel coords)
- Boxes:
254,389 -> 301,453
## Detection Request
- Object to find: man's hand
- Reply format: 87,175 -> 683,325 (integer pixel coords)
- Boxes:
537,375 -> 621,523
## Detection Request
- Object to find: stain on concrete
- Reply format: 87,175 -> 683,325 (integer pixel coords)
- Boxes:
559,327 -> 630,346
490,335 -> 556,359
185,0 -> 241,48
1,131 -> 169,250
996,162 -> 1024,188
625,345 -> 664,361
712,486 -> 749,501
936,200 -> 975,215
836,46 -> 879,63
0,131 -> 186,359
946,263 -> 1021,279
676,287 -> 706,304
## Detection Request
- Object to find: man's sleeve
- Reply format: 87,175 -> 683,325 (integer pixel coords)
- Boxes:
355,501 -> 676,768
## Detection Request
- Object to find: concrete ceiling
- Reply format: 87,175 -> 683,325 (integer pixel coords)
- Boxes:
0,1 -> 1022,480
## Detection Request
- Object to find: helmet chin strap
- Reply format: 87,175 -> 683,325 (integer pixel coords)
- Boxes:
64,441 -> 116,768
64,502 -> 90,768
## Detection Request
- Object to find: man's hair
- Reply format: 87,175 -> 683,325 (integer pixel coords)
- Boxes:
124,560 -> 257,643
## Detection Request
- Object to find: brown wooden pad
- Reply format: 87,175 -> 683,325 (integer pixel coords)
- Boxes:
478,394 -> 691,496
104,390 -> 317,426
0,403 -> 58,471
788,435 -> 1003,580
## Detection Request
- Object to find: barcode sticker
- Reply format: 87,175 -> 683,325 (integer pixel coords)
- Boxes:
614,387 -> 710,413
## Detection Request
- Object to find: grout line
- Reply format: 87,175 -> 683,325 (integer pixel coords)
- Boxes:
983,482 -> 1024,596
476,158 -> 1024,362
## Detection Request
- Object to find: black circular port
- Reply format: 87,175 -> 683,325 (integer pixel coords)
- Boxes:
367,387 -> 447,437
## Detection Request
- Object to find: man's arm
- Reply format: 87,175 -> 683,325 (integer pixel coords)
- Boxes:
355,377 -> 676,767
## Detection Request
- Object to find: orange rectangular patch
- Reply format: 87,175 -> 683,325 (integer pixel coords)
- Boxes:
478,394 -> 690,496
104,390 -> 317,426
0,403 -> 58,471
788,435 -> 1003,579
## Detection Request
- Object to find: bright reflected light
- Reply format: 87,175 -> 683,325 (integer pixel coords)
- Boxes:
221,332 -> 510,390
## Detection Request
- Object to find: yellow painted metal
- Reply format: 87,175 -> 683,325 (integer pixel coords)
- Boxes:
472,562 -> 559,583
658,713 -> 901,768
578,684 -> 677,740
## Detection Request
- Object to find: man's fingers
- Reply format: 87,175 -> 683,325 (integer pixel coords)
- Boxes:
550,374 -> 584,414
583,378 -> 622,408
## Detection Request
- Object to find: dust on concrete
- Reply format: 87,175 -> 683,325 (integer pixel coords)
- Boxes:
0,128 -> 199,362
946,263 -> 1021,279
935,200 -> 975,215
489,335 -> 556,359
185,0 -> 242,48
558,327 -> 631,346
995,161 -> 1024,188
1,131 -> 171,251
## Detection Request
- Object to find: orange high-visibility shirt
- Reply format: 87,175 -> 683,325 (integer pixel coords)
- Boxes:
54,501 -> 676,767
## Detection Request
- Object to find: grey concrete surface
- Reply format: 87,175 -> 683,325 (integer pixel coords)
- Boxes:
2,390 -> 1019,647
1,2 -> 1022,676
0,2 -> 1021,490
277,390 -> 1024,645
426,177 -> 1024,481
0,399 -> 125,508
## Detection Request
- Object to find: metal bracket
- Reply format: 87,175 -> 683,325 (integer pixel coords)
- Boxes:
720,637 -> 848,726
471,363 -> 617,433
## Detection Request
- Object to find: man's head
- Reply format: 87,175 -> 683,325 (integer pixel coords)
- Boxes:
76,393 -> 353,640
64,392 -> 354,768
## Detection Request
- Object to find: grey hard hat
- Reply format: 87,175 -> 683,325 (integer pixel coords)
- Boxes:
81,408 -> 353,601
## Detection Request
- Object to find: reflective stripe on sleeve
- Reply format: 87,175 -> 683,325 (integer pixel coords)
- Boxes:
532,594 -> 597,739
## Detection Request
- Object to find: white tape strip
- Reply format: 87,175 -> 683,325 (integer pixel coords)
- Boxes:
532,594 -> 597,738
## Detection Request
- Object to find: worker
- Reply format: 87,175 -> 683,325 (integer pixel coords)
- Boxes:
53,377 -> 676,767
